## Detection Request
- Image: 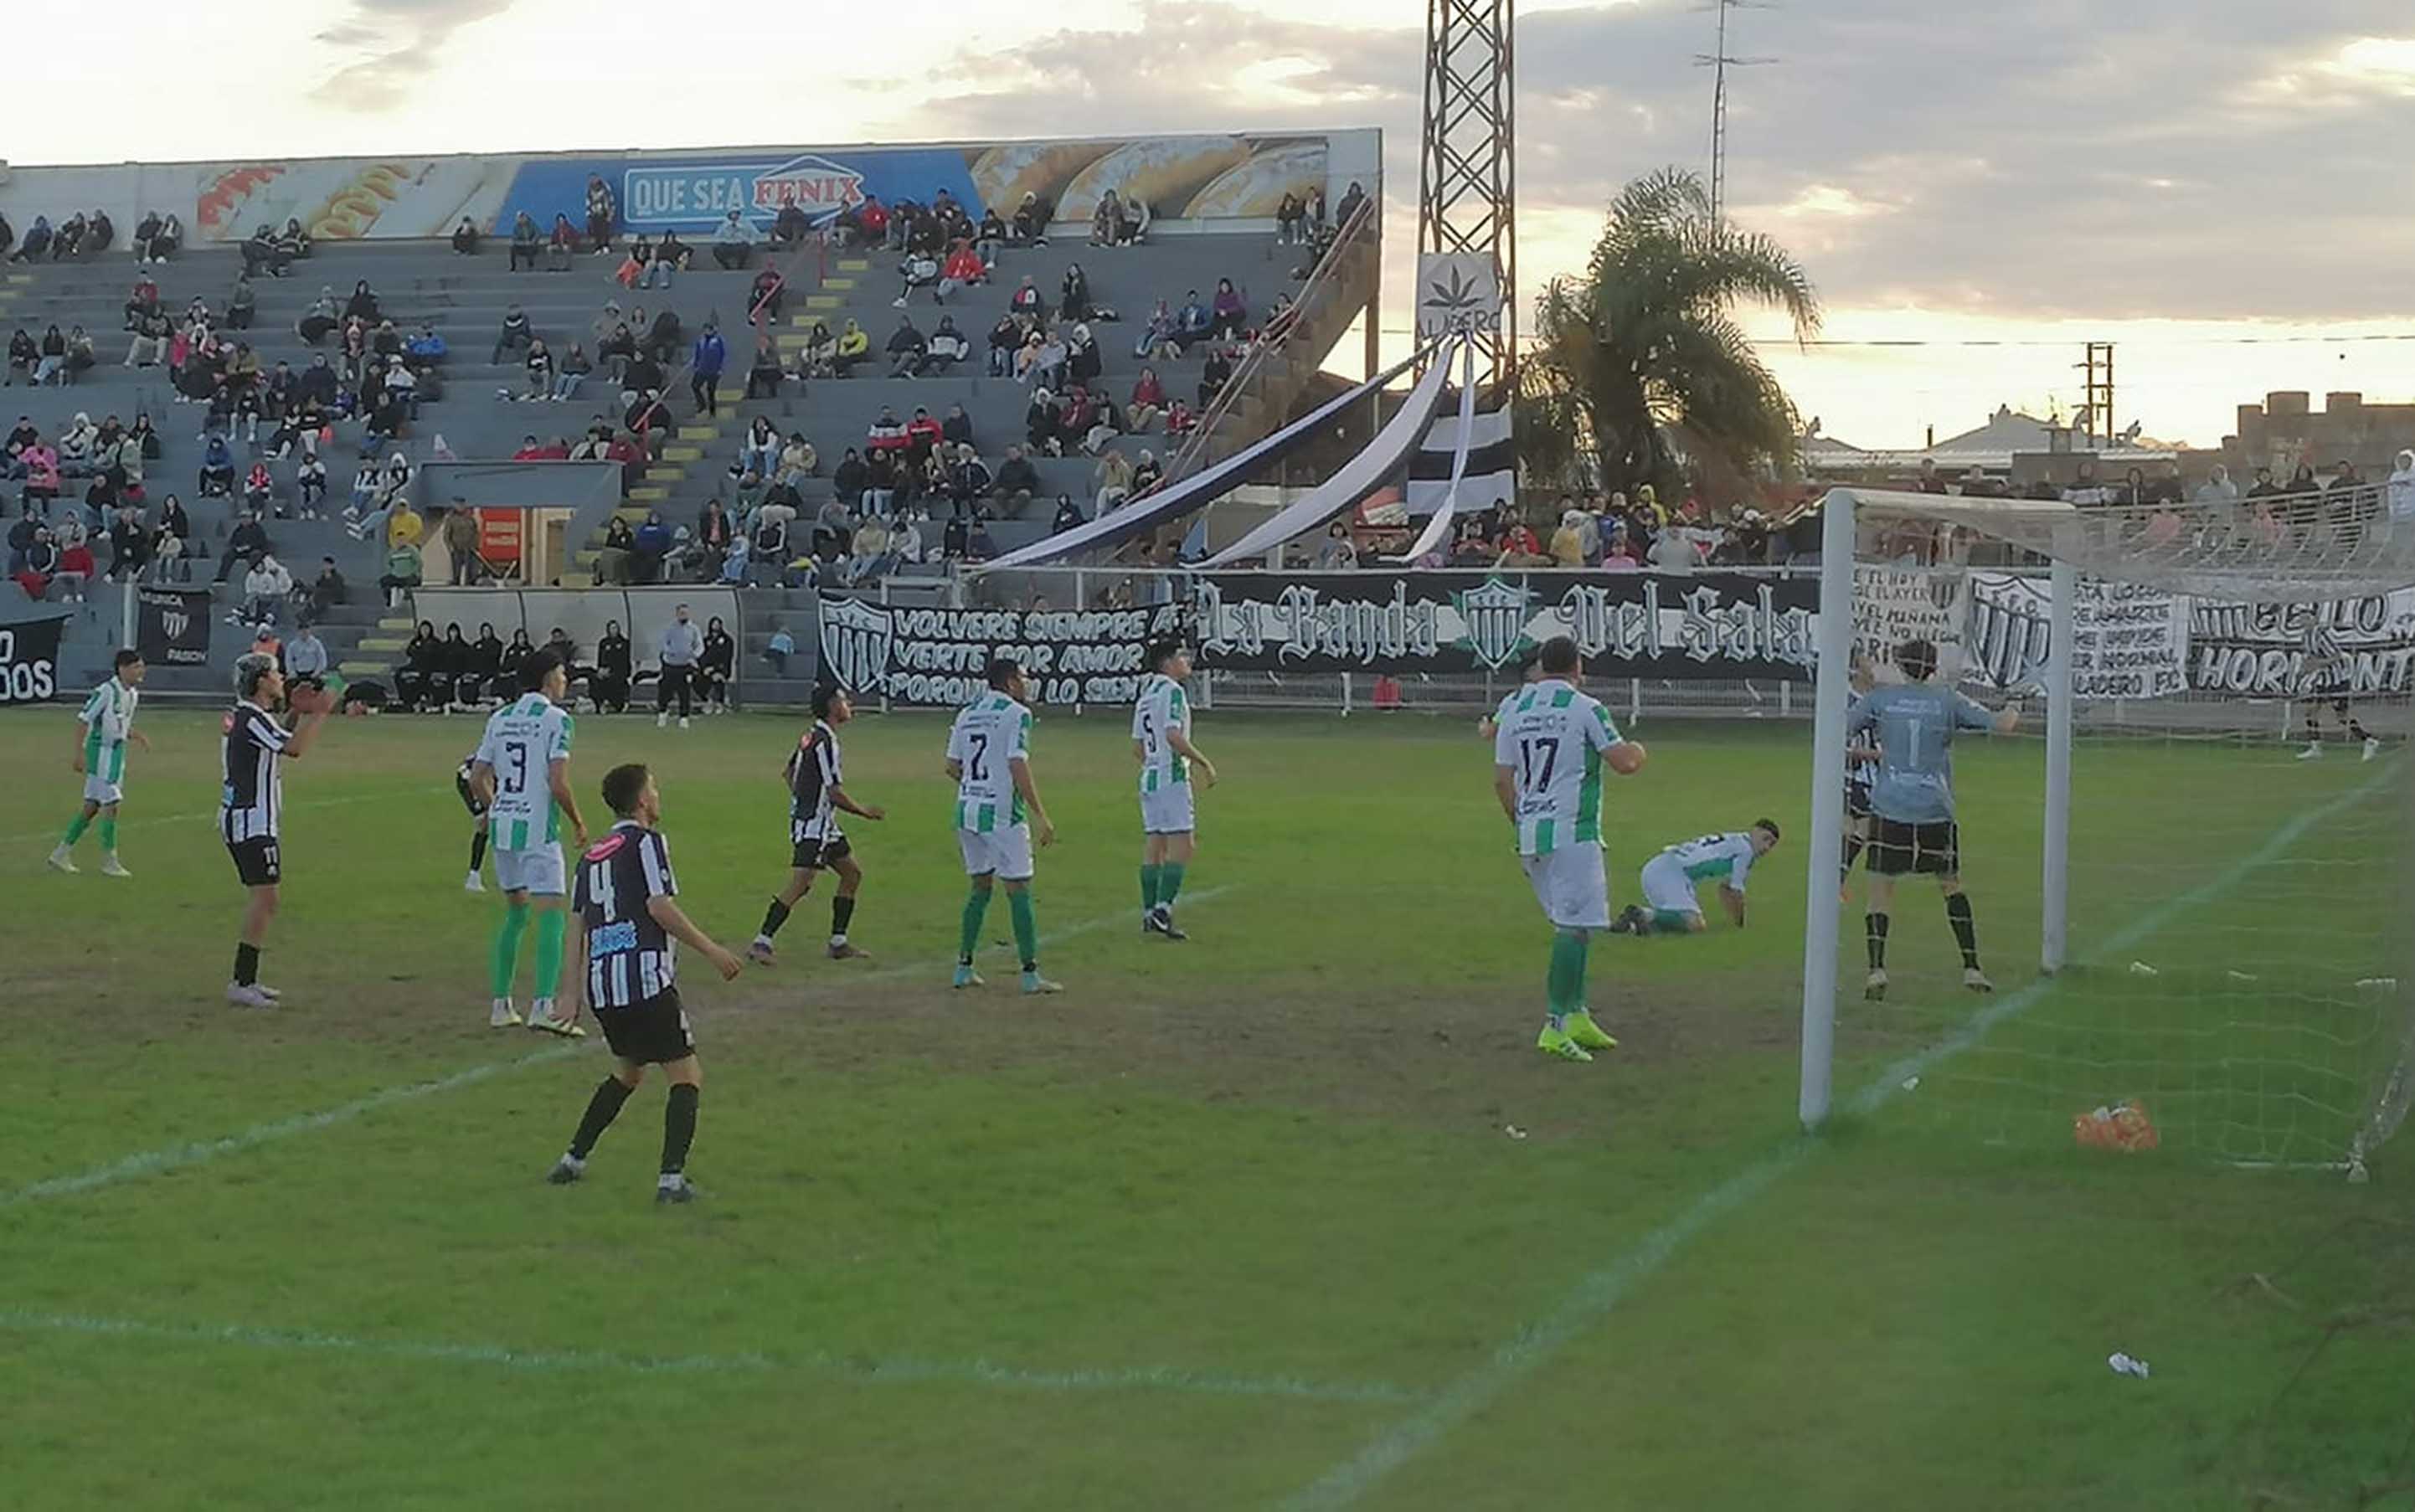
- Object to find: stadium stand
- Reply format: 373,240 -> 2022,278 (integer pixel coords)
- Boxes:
3,181 -> 1375,709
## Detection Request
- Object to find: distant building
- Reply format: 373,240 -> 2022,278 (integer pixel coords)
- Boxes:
2225,392 -> 2415,481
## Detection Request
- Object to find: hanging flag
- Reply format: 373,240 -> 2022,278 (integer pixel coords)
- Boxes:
1404,404 -> 1514,518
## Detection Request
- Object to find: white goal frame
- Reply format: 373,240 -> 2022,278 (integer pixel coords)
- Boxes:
1796,486 -> 2411,1177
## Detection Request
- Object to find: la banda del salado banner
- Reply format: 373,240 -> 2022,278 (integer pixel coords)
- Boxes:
0,615 -> 67,706
818,598 -> 1187,707
1191,572 -> 1820,679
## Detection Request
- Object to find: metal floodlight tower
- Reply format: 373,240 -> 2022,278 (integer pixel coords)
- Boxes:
1418,0 -> 1516,394
1696,0 -> 1777,219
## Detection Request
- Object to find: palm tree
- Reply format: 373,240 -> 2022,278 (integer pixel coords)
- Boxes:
1517,168 -> 1819,501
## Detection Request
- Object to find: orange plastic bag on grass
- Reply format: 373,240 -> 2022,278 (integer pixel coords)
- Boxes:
2073,1102 -> 2160,1152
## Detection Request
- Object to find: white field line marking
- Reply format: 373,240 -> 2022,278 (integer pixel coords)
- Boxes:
2,1044 -> 584,1207
2,784 -> 448,849
0,1309 -> 1419,1405
1276,764 -> 2398,1510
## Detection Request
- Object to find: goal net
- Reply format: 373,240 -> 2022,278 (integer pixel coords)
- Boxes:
1799,486 -> 2415,1179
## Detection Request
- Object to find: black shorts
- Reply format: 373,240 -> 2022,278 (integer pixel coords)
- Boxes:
790,829 -> 851,872
226,835 -> 282,887
1845,786 -> 1872,820
1869,817 -> 1958,877
456,770 -> 488,819
595,985 -> 697,1064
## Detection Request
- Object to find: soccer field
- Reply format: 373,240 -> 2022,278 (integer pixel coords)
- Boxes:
3,704 -> 2408,1510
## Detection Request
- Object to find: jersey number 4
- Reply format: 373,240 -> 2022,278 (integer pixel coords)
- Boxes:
1518,737 -> 1560,789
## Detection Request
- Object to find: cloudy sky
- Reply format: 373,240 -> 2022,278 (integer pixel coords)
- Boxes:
16,0 -> 2415,446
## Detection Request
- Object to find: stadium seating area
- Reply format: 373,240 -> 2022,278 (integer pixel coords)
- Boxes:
3,211 -> 1372,705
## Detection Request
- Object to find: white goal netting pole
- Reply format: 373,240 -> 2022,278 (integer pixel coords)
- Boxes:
2042,553 -> 2076,975
1797,490 -> 1857,1129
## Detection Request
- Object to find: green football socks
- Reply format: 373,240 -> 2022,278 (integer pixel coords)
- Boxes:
533,909 -> 566,998
1008,890 -> 1039,970
97,816 -> 116,852
60,812 -> 90,846
492,900 -> 530,995
1140,863 -> 1161,912
1546,930 -> 1589,1024
1651,909 -> 1695,934
1158,862 -> 1186,908
959,887 -> 992,964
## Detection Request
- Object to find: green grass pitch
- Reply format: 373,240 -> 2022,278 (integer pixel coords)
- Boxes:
2,702 -> 2407,1510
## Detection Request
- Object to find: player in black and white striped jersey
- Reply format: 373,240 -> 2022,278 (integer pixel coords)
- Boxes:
220,652 -> 332,1008
548,763 -> 744,1204
2293,620 -> 2381,761
750,685 -> 886,964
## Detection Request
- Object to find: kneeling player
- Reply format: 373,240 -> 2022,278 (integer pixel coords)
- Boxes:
547,763 -> 744,1204
1133,636 -> 1217,939
1493,636 -> 1647,1063
1613,820 -> 1780,934
752,685 -> 885,964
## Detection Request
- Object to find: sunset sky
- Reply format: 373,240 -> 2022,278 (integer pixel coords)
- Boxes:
14,0 -> 2414,449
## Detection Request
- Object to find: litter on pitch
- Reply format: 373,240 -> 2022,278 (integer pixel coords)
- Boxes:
2108,1352 -> 2153,1380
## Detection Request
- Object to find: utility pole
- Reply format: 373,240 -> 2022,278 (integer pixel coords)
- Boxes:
1697,0 -> 1777,219
2080,342 -> 2116,450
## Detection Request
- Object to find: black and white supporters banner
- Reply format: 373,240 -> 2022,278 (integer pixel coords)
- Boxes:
818,597 -> 1186,707
136,588 -> 214,667
1192,572 -> 1816,679
0,615 -> 66,706
1405,405 -> 1514,518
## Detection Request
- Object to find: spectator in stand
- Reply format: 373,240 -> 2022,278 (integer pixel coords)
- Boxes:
1094,448 -> 1135,512
1009,275 -> 1044,322
1134,301 -> 1177,361
8,328 -> 36,383
698,617 -> 734,712
749,266 -> 785,325
1335,181 -> 1365,229
1549,507 -> 1589,567
1060,263 -> 1093,322
658,230 -> 692,275
9,217 -> 52,264
543,342 -> 588,403
1176,290 -> 1212,350
926,316 -> 970,373
507,212 -> 541,270
713,208 -> 755,270
777,432 -> 817,485
13,525 -> 57,599
295,286 -> 339,346
305,554 -> 346,619
585,177 -> 618,253
633,509 -> 672,584
947,445 -> 993,517
1051,492 -> 1087,537
1127,368 -> 1167,433
33,325 -> 67,386
448,216 -> 481,256
1647,516 -> 1697,570
589,620 -> 631,711
904,406 -> 945,462
866,406 -> 909,460
224,272 -> 258,332
690,321 -> 728,417
1066,322 -> 1102,387
514,337 -> 554,402
243,460 -> 275,517
345,280 -> 382,324
491,303 -> 533,366
286,621 -> 330,682
391,623 -> 440,709
772,204 -> 812,249
643,306 -> 683,366
1032,328 -> 1068,391
197,433 -> 235,497
378,534 -> 424,608
545,213 -> 577,270
1025,388 -> 1063,456
1011,190 -> 1049,245
994,444 -> 1039,514
1130,449 -> 1165,496
240,552 -> 293,626
1316,521 -> 1357,569
937,239 -> 986,304
883,311 -> 927,377
1208,279 -> 1248,340
895,246 -> 940,306
1275,193 -> 1305,244
1199,346 -> 1233,407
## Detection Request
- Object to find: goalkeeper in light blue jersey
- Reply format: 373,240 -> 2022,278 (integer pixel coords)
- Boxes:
1848,638 -> 2018,1000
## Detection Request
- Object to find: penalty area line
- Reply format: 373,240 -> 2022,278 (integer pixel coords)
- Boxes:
1274,764 -> 2398,1510
0,1308 -> 1421,1406
0,1043 -> 585,1207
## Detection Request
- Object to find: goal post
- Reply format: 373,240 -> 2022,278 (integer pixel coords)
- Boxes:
1798,485 -> 2415,1178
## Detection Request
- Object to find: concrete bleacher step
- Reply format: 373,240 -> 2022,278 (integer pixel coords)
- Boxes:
677,424 -> 719,441
662,445 -> 703,462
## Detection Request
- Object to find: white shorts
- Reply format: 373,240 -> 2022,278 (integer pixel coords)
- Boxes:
493,841 -> 567,897
82,774 -> 123,806
1521,842 -> 1610,932
1640,853 -> 1702,918
958,823 -> 1035,882
1139,783 -> 1196,836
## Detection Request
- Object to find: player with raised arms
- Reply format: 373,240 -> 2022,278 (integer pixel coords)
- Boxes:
49,649 -> 149,877
1492,635 -> 1648,1062
468,649 -> 589,1035
946,656 -> 1059,994
1132,635 -> 1217,940
547,762 -> 744,1204
1611,820 -> 1782,935
219,651 -> 332,1008
1851,637 -> 2018,1000
751,684 -> 885,964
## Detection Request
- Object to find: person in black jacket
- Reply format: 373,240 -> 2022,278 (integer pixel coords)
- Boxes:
697,616 -> 735,713
439,623 -> 476,710
396,622 -> 444,712
594,620 -> 633,712
345,281 -> 382,323
496,626 -> 534,702
471,623 -> 507,703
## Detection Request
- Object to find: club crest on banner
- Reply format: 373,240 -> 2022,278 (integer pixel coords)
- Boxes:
818,597 -> 894,695
1454,575 -> 1532,670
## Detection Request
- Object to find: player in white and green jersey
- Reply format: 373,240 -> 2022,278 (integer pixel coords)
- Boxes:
1613,822 -> 1782,935
1491,636 -> 1647,1063
468,651 -> 588,1034
49,650 -> 148,877
945,656 -> 1058,994
1132,636 -> 1218,940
